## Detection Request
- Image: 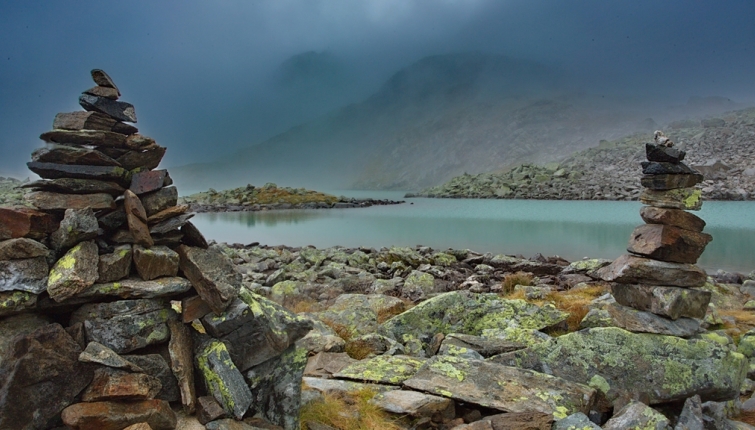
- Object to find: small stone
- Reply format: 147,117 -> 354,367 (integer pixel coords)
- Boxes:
0,290 -> 38,316
91,69 -> 121,92
83,85 -> 119,99
98,244 -> 133,282
0,207 -> 58,240
124,190 -> 154,247
602,401 -> 670,430
32,145 -> 121,166
181,221 -> 209,248
641,174 -> 704,191
61,399 -> 176,430
133,245 -> 179,280
141,186 -> 178,217
98,206 -> 127,231
125,354 -> 181,403
79,93 -> 137,123
605,302 -> 702,337
627,223 -> 712,264
116,146 -> 166,170
112,121 -> 139,135
646,142 -> 686,163
40,129 -> 129,148
168,319 -> 197,414
147,204 -> 189,225
640,187 -> 703,211
50,208 -> 100,252
639,206 -> 706,232
197,396 -> 227,424
126,134 -> 157,149
150,213 -> 194,235
81,367 -> 163,401
181,295 -> 213,322
676,395 -> 704,430
177,245 -> 240,314
53,111 -> 117,131
0,238 -> 49,260
196,340 -> 253,420
596,254 -> 707,287
611,283 -> 711,320
78,341 -> 145,372
130,169 -> 168,194
23,178 -> 125,196
553,412 -> 601,430
26,190 -> 116,211
47,240 -> 99,302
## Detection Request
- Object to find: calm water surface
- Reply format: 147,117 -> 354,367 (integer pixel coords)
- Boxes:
192,192 -> 755,273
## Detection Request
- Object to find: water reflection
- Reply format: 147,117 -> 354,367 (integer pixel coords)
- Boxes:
193,199 -> 755,273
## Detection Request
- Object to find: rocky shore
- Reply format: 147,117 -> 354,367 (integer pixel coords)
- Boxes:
179,183 -> 404,213
409,108 -> 755,201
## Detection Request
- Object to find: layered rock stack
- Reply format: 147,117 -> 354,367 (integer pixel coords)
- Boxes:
0,70 -> 311,430
596,131 -> 713,337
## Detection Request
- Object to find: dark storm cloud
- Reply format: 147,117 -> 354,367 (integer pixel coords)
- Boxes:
1,0 -> 753,177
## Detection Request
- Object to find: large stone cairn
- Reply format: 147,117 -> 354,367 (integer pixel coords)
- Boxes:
0,70 -> 311,429
596,130 -> 713,337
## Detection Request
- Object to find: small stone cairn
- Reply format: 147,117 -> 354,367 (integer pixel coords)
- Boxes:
596,131 -> 713,337
0,70 -> 311,429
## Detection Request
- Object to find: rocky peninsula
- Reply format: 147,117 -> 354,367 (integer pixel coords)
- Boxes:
179,183 -> 404,213
409,108 -> 755,201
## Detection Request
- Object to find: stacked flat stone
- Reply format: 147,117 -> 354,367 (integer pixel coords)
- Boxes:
595,131 -> 713,337
0,70 -> 311,430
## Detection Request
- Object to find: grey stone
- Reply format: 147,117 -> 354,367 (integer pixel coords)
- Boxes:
177,244 -> 240,314
27,161 -> 130,186
133,245 -> 179,281
606,302 -> 702,337
334,354 -> 427,385
675,395 -> 704,430
83,276 -> 192,299
0,256 -> 48,294
125,353 -> 181,403
0,238 -> 49,260
79,93 -> 137,122
168,319 -> 196,414
97,244 -> 133,283
196,340 -> 252,420
611,283 -> 711,320
47,240 -> 99,301
603,401 -> 670,430
553,412 -> 601,430
596,254 -> 707,287
369,390 -> 455,420
23,177 -> 125,196
141,186 -> 178,217
0,290 -> 38,316
78,341 -> 144,372
150,212 -> 194,235
50,208 -> 100,252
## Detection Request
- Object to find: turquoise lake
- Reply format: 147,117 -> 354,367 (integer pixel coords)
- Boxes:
192,192 -> 755,274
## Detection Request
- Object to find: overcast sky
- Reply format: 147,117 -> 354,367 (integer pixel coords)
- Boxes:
2,0 -> 754,177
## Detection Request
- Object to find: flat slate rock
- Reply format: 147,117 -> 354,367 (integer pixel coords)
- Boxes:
81,367 -> 162,401
125,354 -> 181,403
646,142 -> 685,163
0,290 -> 38,316
79,93 -> 137,123
605,302 -> 702,337
130,169 -> 169,195
0,323 -> 94,430
403,355 -> 595,419
334,355 -> 426,385
611,283 -> 711,320
0,237 -> 49,260
53,111 -> 118,131
141,186 -> 178,217
83,85 -> 119,99
639,206 -> 706,232
133,245 -> 179,280
368,390 -> 455,419
116,145 -> 166,170
47,240 -> 99,302
32,145 -> 121,166
0,256 -> 48,293
168,319 -> 197,414
641,161 -> 699,175
50,207 -> 100,252
150,212 -> 194,235
23,178 -> 125,196
147,204 -> 189,225
181,221 -> 209,248
641,173 -> 704,191
40,129 -> 129,147
82,276 -> 192,299
596,254 -> 707,287
61,399 -> 176,430
0,206 -> 59,240
78,341 -> 145,372
627,223 -> 712,264
28,161 -> 130,185
27,190 -> 116,211
640,187 -> 703,211
177,244 -> 240,314
196,340 -> 252,420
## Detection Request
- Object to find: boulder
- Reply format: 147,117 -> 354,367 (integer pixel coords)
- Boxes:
23,178 -> 125,196
379,291 -> 567,351
53,111 -> 118,131
596,254 -> 707,287
639,206 -> 706,232
602,401 -> 670,430
130,170 -> 170,195
627,224 -> 712,264
303,352 -> 357,378
72,298 -> 176,354
79,93 -> 137,123
0,323 -> 94,430
334,354 -> 426,385
640,188 -> 703,211
47,240 -> 99,301
26,190 -> 116,211
518,327 -> 747,408
245,345 -> 308,430
50,208 -> 100,252
61,400 -> 177,430
196,340 -> 252,420
605,303 -> 702,337
81,367 -> 162,401
31,145 -> 121,166
97,244 -> 133,283
0,256 -> 49,294
133,245 -> 179,280
402,270 -> 436,300
610,283 -> 711,320
403,355 -> 595,419
141,186 -> 178,217
168,319 -> 196,413
0,207 -> 58,240
124,190 -> 153,247
177,245 -> 240,314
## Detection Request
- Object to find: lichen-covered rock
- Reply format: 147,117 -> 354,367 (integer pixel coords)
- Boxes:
552,412 -> 601,430
481,326 -> 552,347
329,293 -> 405,319
97,244 -> 132,283
47,240 -> 98,301
334,354 -> 426,385
640,187 -> 703,211
676,395 -> 704,430
177,244 -> 240,314
133,245 -> 179,281
303,352 -> 357,378
379,246 -> 429,267
50,208 -> 99,252
0,323 -> 94,430
605,303 -> 702,337
245,345 -> 308,430
73,298 -> 177,354
0,256 -> 48,294
83,276 -> 192,299
517,327 -> 748,409
0,290 -> 38,316
296,317 -> 346,354
441,333 -> 525,357
611,283 -> 711,320
401,270 -> 436,300
196,340 -> 252,420
602,401 -> 670,430
379,291 -> 567,351
738,331 -> 755,359
318,304 -> 378,339
402,355 -> 595,419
